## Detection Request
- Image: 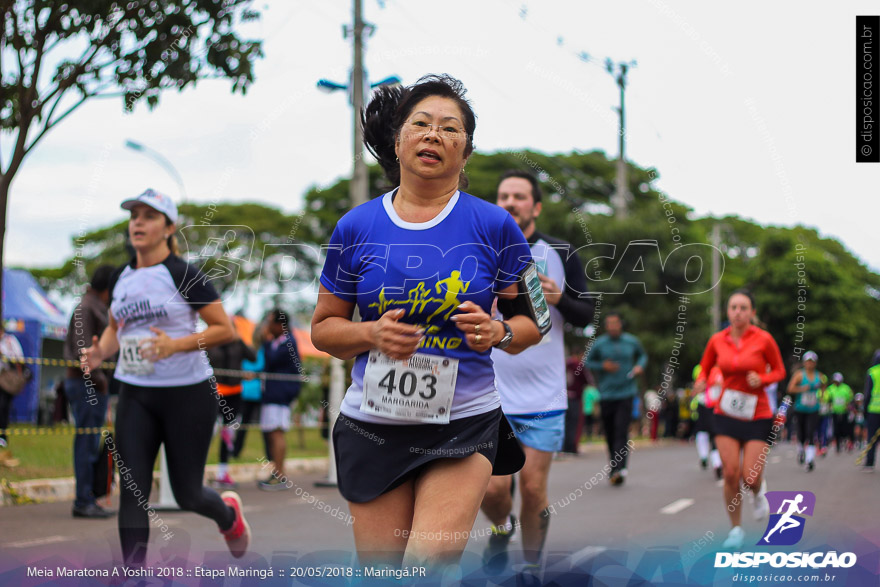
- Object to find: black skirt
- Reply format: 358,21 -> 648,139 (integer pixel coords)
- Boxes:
333,408 -> 525,503
694,404 -> 716,434
713,413 -> 775,443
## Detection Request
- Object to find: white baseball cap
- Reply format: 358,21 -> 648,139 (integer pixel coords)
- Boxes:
803,350 -> 818,362
121,189 -> 178,223
832,372 -> 843,382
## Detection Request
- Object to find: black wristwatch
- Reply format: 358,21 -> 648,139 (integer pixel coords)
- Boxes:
493,320 -> 513,350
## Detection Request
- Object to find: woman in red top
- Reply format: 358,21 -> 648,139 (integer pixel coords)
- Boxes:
694,290 -> 786,550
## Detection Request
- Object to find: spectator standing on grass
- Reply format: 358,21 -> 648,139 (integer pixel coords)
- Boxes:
63,264 -> 116,518
207,316 -> 257,490
234,325 -> 268,461
257,309 -> 303,491
585,312 -> 647,486
0,323 -> 26,468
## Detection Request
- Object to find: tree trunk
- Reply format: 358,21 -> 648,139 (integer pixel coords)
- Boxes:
0,175 -> 8,325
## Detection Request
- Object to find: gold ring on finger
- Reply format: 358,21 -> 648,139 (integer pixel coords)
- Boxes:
474,324 -> 481,334
475,334 -> 482,344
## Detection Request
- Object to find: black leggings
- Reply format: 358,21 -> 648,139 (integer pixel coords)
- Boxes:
218,393 -> 243,464
600,397 -> 633,473
832,413 -> 850,450
116,380 -> 235,566
796,411 -> 818,447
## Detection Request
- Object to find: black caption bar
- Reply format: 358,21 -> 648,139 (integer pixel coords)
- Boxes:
857,16 -> 879,162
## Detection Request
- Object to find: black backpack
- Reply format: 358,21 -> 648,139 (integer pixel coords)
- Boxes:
92,432 -> 116,498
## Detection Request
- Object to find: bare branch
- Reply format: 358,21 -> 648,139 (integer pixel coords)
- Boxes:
22,93 -> 91,156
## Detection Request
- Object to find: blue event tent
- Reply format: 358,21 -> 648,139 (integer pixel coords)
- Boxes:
2,268 -> 67,423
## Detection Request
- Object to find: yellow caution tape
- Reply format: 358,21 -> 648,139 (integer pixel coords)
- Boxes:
1,355 -> 306,381
855,426 -> 880,466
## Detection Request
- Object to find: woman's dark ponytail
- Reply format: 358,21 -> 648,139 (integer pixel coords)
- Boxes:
362,84 -> 405,187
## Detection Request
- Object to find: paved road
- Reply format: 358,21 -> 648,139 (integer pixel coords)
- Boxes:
1,440 -> 877,585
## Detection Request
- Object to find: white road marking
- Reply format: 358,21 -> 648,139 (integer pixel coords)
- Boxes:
4,535 -> 71,548
660,498 -> 695,515
569,545 -> 608,567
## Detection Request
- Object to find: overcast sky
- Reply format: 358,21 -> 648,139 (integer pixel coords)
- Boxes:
6,0 -> 879,273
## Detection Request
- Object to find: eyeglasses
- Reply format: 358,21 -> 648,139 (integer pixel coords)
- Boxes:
401,119 -> 466,141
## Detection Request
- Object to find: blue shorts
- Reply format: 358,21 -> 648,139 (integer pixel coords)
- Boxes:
506,412 -> 566,453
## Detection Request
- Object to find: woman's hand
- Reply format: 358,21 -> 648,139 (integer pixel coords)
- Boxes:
692,378 -> 707,395
746,371 -> 763,388
451,301 -> 497,352
140,327 -> 179,362
371,309 -> 424,361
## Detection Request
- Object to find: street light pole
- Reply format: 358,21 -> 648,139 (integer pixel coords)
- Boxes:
350,0 -> 368,208
124,140 -> 188,202
315,1 -> 400,488
607,61 -> 633,219
318,3 -> 398,210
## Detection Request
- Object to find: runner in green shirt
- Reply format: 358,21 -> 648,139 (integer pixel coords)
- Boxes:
582,385 -> 600,440
825,372 -> 853,453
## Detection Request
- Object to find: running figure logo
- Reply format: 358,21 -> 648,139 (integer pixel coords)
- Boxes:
758,491 -> 816,546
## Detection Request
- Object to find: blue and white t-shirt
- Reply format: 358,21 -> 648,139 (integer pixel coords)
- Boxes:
319,189 -> 531,424
109,254 -> 219,387
492,238 -> 567,416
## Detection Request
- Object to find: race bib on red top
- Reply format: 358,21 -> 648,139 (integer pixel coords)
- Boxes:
719,388 -> 758,420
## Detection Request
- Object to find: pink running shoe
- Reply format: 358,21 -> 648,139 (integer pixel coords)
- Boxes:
221,426 -> 235,452
220,491 -> 250,558
210,473 -> 238,490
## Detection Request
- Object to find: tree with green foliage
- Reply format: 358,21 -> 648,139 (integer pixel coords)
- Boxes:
0,0 -> 263,320
31,200 -> 319,294
32,149 -> 880,390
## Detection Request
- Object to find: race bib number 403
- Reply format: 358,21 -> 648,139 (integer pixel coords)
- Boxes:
361,351 -> 458,424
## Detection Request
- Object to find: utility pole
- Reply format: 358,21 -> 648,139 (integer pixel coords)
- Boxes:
711,223 -> 721,332
318,0 -> 386,487
350,0 -> 368,208
318,0 -> 398,209
609,61 -> 632,219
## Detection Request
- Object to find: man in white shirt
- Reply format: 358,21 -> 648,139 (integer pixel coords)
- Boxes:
481,171 -> 595,574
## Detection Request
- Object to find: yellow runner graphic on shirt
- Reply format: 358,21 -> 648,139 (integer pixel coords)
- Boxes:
367,271 -> 469,350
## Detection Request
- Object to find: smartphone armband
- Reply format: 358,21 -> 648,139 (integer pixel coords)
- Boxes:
497,262 -> 552,335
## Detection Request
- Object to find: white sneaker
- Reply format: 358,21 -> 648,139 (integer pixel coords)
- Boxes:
722,526 -> 745,550
753,480 -> 769,520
